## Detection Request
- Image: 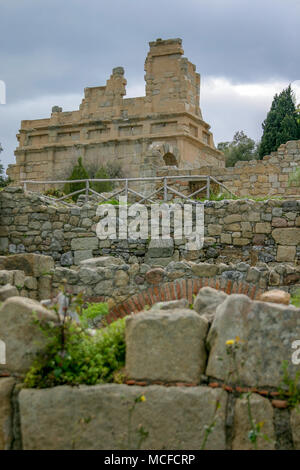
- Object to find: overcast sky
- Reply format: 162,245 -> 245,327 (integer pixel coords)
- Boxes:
1,0 -> 300,171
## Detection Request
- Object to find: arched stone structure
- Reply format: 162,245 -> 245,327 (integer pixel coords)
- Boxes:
103,276 -> 264,324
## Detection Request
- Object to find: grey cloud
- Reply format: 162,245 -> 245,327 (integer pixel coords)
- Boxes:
1,0 -> 299,170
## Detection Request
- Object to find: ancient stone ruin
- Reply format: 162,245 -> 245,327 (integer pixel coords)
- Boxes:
7,38 -> 223,191
1,36 -> 300,451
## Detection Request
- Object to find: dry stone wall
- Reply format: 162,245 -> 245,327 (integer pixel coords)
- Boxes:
157,139 -> 300,198
0,187 -> 299,268
1,291 -> 300,450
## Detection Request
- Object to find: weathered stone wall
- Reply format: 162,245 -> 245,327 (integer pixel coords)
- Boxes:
1,291 -> 300,450
7,38 -> 223,188
157,139 -> 300,198
0,253 -> 299,317
1,187 -> 299,267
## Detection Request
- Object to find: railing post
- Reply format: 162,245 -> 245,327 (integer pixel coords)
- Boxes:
206,176 -> 210,200
23,182 -> 27,193
164,177 -> 168,202
85,180 -> 89,202
125,179 -> 128,200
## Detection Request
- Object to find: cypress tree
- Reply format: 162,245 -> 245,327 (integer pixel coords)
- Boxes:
259,85 -> 300,159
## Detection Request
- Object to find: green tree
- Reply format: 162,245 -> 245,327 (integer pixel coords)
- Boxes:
217,131 -> 259,167
259,85 -> 300,159
64,157 -> 89,201
91,166 -> 113,194
0,143 -> 10,188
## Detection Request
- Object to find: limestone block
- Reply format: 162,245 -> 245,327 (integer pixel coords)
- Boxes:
24,276 -> 38,290
0,297 -> 57,374
114,270 -> 129,287
19,384 -> 227,450
193,287 -> 227,322
0,238 -> 9,253
276,245 -> 296,262
74,250 -> 93,265
126,309 -> 208,383
80,256 -> 123,268
147,239 -> 174,258
71,237 -> 99,251
206,294 -> 300,388
0,270 -> 14,285
255,222 -> 271,234
151,299 -> 189,310
78,267 -> 102,285
207,224 -> 222,236
0,378 -> 16,450
190,262 -> 219,277
291,407 -> 300,450
272,228 -> 300,246
259,289 -> 290,305
232,394 -> 275,450
0,254 -> 54,277
0,284 -> 19,301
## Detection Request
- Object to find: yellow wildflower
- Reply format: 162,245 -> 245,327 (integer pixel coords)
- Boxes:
226,339 -> 235,346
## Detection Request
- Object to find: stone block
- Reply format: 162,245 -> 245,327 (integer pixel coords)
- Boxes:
0,284 -> 19,301
74,250 -> 93,265
272,228 -> 300,246
126,309 -> 209,383
0,378 -> 15,450
232,394 -> 275,450
193,287 -> 227,322
206,294 -> 300,388
190,262 -> 219,277
276,245 -> 296,262
259,289 -> 290,305
71,237 -> 99,251
19,384 -> 227,450
80,256 -> 123,268
147,239 -> 174,258
291,407 -> 300,450
0,297 -> 57,374
0,254 -> 54,277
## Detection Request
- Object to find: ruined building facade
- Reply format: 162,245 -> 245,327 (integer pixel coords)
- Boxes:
7,38 -> 224,189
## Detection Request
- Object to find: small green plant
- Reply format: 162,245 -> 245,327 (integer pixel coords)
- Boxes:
43,188 -> 65,198
125,394 -> 149,450
291,289 -> 300,308
278,360 -> 300,408
23,285 -> 126,388
245,392 -> 269,450
98,198 -> 120,205
200,400 -> 221,450
80,302 -> 109,328
225,337 -> 242,385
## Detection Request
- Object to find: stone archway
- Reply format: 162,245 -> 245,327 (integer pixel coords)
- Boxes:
163,152 -> 178,167
147,142 -> 180,168
105,276 -> 263,323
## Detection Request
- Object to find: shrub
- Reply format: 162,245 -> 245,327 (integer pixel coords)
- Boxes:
80,302 -> 109,328
91,166 -> 113,194
64,157 -> 89,201
23,288 -> 126,388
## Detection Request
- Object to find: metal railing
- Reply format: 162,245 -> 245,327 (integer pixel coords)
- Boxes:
21,175 -> 235,205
